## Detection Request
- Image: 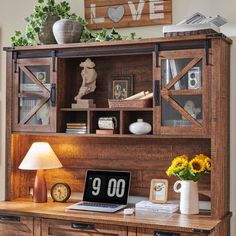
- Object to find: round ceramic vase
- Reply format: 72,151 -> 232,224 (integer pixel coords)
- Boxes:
53,19 -> 84,44
129,119 -> 152,135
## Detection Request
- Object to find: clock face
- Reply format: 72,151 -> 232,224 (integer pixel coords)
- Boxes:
50,183 -> 71,202
83,170 -> 131,205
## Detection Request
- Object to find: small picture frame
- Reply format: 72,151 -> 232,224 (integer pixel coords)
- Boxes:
35,72 -> 47,83
149,179 -> 168,203
109,75 -> 133,99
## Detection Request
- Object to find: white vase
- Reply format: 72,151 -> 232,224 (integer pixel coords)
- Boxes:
53,19 -> 84,44
129,119 -> 152,135
173,180 -> 199,214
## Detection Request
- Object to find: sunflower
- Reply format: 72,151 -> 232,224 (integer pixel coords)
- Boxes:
166,166 -> 174,176
194,154 -> 211,172
171,155 -> 188,173
171,154 -> 188,164
204,157 -> 211,171
189,158 -> 205,174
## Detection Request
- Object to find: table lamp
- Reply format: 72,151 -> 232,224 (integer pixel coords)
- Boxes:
19,142 -> 63,203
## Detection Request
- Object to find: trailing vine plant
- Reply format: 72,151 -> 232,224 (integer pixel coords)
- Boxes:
11,0 -> 85,46
11,0 -> 139,46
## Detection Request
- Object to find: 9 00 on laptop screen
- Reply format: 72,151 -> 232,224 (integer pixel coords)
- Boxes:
83,170 -> 131,204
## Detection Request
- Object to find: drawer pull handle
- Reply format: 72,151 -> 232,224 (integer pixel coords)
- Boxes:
0,215 -> 20,221
71,222 -> 94,230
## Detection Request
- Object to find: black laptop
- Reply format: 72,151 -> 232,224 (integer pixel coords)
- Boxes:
66,170 -> 131,213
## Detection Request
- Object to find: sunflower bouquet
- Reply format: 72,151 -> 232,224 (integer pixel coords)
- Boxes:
166,154 -> 211,182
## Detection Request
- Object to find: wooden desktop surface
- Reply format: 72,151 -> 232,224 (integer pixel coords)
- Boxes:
0,199 -> 221,233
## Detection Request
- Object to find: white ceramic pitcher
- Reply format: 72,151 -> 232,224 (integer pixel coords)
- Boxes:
173,180 -> 199,214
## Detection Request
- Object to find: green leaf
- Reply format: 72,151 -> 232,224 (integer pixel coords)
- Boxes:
15,31 -> 22,36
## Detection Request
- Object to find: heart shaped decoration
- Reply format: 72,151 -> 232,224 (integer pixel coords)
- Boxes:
107,5 -> 125,23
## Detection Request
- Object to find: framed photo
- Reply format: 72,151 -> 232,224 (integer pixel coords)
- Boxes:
35,72 -> 47,83
109,75 -> 133,99
149,179 -> 168,203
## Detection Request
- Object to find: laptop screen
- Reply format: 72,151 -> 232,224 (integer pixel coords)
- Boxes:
83,170 -> 131,205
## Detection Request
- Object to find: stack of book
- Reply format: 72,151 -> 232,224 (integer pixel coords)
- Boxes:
163,12 -> 227,36
135,201 -> 179,213
66,123 -> 87,134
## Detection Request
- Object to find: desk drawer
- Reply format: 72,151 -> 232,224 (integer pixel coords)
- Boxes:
0,214 -> 33,236
42,218 -> 127,236
137,228 -> 188,236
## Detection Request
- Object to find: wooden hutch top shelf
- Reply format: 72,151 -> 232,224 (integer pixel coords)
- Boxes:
3,33 -> 232,52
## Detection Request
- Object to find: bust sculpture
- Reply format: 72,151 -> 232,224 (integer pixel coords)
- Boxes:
183,100 -> 201,120
74,58 -> 97,101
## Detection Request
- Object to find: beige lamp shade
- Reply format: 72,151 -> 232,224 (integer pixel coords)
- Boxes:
19,142 -> 63,170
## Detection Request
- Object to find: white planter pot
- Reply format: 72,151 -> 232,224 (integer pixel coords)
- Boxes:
173,180 -> 199,214
129,119 -> 152,135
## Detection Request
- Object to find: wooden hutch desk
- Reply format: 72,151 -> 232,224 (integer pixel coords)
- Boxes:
1,33 -> 232,235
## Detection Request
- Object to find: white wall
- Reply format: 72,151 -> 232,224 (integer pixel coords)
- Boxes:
0,0 -> 235,234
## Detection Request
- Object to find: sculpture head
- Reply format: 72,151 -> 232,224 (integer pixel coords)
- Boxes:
74,58 -> 98,101
80,58 -> 97,84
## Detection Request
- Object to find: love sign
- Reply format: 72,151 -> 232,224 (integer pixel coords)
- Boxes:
85,0 -> 172,30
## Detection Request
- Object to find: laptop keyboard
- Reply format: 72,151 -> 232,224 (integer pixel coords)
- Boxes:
78,202 -> 120,208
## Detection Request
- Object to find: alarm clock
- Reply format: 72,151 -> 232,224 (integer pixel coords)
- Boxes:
50,183 -> 71,202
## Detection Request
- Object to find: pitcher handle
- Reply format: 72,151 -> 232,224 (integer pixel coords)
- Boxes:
173,180 -> 182,193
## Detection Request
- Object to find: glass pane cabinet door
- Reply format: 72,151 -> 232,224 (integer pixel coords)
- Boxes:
156,51 -> 208,135
14,59 -> 56,132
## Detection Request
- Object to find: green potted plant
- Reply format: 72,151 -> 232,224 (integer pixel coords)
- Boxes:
11,0 -> 85,46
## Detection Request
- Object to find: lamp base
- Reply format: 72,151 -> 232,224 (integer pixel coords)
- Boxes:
33,169 -> 47,203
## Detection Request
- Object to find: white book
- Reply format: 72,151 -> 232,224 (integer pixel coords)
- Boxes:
163,12 -> 227,34
135,201 -> 179,213
136,207 -> 178,213
163,23 -> 220,34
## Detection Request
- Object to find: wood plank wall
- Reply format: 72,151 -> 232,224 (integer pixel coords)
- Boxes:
11,134 -> 211,201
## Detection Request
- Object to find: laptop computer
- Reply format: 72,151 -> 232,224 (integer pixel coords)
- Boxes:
66,169 -> 131,213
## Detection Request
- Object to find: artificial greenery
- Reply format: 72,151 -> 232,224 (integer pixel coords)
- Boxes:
81,28 -> 139,43
11,0 -> 139,46
11,0 -> 85,46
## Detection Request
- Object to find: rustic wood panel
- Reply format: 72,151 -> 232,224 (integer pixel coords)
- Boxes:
0,215 -> 33,236
12,134 -> 210,200
85,0 -> 172,29
210,39 -> 230,219
34,217 -> 42,236
137,228 -> 185,235
13,58 -> 56,133
155,49 -> 209,136
4,35 -> 231,52
42,219 -> 127,236
5,51 -> 14,200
